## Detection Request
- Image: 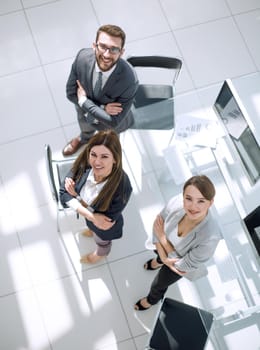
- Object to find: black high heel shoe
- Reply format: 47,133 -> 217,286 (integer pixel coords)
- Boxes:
144,258 -> 162,271
134,298 -> 152,311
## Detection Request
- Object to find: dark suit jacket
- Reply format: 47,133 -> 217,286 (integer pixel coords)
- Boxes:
66,48 -> 139,133
59,168 -> 132,240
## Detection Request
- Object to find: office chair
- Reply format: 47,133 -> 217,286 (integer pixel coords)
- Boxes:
146,297 -> 214,350
45,144 -> 76,232
127,56 -> 182,130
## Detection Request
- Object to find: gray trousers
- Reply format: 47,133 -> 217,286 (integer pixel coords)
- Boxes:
93,232 -> 112,257
76,105 -> 97,143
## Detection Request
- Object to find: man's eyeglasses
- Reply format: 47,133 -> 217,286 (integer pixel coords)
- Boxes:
95,42 -> 121,55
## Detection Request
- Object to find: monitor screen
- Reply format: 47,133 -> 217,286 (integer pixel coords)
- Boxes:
244,205 -> 260,256
214,80 -> 248,140
213,79 -> 260,184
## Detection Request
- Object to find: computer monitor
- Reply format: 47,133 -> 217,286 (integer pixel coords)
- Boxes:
243,205 -> 260,256
149,298 -> 214,350
213,79 -> 260,184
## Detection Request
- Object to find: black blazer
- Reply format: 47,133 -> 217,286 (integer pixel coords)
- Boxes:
66,48 -> 139,133
59,168 -> 132,240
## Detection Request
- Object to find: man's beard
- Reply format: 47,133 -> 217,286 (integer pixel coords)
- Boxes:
96,53 -> 119,72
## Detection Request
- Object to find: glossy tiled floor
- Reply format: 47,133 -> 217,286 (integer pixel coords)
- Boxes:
0,1 -> 260,349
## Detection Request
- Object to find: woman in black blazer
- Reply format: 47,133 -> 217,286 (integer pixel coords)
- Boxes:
60,130 -> 132,264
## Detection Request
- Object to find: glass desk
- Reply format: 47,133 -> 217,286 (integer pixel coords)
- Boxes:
134,72 -> 260,349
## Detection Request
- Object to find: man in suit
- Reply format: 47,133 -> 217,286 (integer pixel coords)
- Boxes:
63,24 -> 139,156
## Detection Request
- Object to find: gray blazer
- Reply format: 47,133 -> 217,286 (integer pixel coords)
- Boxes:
154,194 -> 221,281
66,48 -> 139,133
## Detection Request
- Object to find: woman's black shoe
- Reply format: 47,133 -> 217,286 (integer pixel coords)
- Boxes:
144,258 -> 162,271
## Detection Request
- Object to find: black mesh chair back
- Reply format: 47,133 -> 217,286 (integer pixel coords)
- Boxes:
45,144 -> 76,232
127,56 -> 182,130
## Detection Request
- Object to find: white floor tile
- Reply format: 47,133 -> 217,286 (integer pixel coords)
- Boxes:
109,252 -> 162,337
226,0 -> 260,14
92,0 -> 169,42
44,58 -> 76,126
134,333 -> 151,350
100,339 -> 137,350
0,69 -> 60,144
0,289 -> 51,350
161,0 -> 230,29
0,130 -> 66,212
174,17 -> 256,87
0,180 -> 12,218
0,214 -> 32,295
15,205 -> 78,284
23,0 -> 58,8
25,0 -> 99,64
235,9 -> 260,70
0,12 -> 40,75
0,0 -> 22,14
34,265 -> 131,350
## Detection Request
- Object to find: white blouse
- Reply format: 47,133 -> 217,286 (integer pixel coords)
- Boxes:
66,169 -> 107,211
168,226 -> 183,246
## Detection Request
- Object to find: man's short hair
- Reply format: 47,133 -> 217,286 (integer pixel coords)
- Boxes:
96,24 -> 126,48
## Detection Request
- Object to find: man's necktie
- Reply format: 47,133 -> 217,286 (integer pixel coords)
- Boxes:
93,72 -> 102,99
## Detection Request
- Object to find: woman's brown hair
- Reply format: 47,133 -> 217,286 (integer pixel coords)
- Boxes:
183,175 -> 216,201
71,129 -> 123,211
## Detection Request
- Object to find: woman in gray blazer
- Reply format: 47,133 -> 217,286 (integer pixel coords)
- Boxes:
60,130 -> 132,264
135,175 -> 221,310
